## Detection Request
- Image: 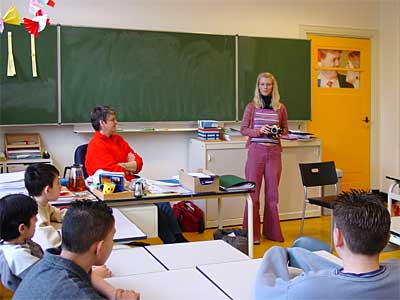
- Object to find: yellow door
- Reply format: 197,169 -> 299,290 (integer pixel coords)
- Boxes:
307,34 -> 371,191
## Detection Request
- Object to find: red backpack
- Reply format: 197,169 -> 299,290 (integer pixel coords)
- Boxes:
173,201 -> 205,233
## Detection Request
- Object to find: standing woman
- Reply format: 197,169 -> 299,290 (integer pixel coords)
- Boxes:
241,72 -> 288,243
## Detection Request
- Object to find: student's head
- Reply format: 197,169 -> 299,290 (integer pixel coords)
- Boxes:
62,200 -> 115,265
253,72 -> 281,110
0,194 -> 38,242
25,163 -> 61,201
90,105 -> 117,135
333,190 -> 390,256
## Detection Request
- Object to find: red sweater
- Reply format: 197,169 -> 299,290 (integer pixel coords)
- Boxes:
85,131 -> 143,181
240,102 -> 288,151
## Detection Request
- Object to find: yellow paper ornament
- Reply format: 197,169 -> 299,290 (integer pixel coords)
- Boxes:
3,6 -> 21,25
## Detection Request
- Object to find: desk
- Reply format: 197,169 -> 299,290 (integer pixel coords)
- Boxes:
197,259 -> 262,300
106,247 -> 166,277
145,240 -> 249,270
196,251 -> 340,300
113,208 -> 146,242
106,268 -> 229,300
96,189 -> 254,258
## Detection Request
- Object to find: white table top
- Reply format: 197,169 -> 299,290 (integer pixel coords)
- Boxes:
113,208 -> 146,242
106,268 -> 229,300
145,240 -> 250,270
197,259 -> 303,300
106,247 -> 166,277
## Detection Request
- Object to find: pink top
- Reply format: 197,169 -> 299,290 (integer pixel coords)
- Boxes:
240,102 -> 288,151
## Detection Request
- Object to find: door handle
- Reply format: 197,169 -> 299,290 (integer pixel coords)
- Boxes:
362,116 -> 370,123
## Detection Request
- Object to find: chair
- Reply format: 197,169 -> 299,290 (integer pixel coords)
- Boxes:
74,144 -> 88,178
299,161 -> 339,248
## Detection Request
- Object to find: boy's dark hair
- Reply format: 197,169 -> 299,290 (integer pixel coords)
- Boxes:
90,105 -> 115,131
334,190 -> 390,255
25,163 -> 60,197
0,194 -> 38,241
62,200 -> 114,253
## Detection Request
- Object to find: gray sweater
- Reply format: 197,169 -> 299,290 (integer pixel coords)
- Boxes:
14,249 -> 105,300
254,246 -> 400,300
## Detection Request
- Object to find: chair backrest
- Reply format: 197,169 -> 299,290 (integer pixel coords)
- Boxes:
74,144 -> 88,178
299,161 -> 338,187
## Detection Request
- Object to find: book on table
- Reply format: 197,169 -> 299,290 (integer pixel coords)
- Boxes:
219,175 -> 255,191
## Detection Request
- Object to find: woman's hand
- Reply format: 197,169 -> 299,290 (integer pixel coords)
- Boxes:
261,124 -> 271,135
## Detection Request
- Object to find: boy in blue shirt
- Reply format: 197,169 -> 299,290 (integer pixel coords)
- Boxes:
254,191 -> 400,300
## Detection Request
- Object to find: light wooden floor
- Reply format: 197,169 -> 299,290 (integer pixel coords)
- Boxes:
1,216 -> 399,300
144,215 -> 400,261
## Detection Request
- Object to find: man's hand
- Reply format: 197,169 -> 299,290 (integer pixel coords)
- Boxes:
92,265 -> 112,278
115,289 -> 140,300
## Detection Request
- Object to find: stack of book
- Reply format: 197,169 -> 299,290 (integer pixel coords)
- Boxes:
197,120 -> 219,140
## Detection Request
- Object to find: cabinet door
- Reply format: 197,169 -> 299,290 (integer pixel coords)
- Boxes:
278,146 -> 321,219
206,148 -> 247,227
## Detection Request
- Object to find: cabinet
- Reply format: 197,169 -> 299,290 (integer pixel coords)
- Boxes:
189,138 -> 321,228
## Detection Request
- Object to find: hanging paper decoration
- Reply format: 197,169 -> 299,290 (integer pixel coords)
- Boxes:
31,35 -> 38,77
25,0 -> 55,37
3,6 -> 21,25
23,12 -> 49,37
7,32 -> 16,76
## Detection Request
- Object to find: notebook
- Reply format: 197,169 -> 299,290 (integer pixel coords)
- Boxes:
219,175 -> 255,191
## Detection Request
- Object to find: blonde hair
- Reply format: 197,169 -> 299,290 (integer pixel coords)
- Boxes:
253,72 -> 281,110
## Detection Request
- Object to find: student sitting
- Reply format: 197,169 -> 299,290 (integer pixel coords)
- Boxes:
0,194 -> 43,291
24,163 -> 65,250
14,200 -> 140,300
254,190 -> 400,300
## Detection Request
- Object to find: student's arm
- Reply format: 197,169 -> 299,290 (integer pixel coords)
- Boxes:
91,272 -> 140,300
48,204 -> 66,223
32,225 -> 61,250
287,247 -> 341,271
254,246 -> 291,300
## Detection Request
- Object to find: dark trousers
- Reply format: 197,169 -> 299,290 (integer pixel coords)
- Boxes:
157,202 -> 182,243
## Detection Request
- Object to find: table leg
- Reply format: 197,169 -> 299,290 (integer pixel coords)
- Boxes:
246,194 -> 253,258
217,196 -> 222,229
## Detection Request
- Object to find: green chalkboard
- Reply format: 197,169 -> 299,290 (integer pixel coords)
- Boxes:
238,36 -> 311,120
0,24 -> 57,124
61,26 -> 235,123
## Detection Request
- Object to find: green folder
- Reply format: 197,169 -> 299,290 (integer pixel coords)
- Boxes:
219,175 -> 256,191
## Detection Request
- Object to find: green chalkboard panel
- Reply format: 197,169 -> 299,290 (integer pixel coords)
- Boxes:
238,36 -> 311,120
61,26 -> 235,123
0,24 -> 57,124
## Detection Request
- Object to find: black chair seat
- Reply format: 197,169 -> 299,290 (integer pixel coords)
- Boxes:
308,195 -> 339,209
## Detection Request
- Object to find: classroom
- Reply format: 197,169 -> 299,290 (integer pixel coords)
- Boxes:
0,0 -> 399,299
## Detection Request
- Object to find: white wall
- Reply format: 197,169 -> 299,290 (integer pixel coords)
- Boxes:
1,0 -> 399,190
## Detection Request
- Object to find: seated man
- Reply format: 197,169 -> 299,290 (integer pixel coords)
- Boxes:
85,105 -> 187,243
14,200 -> 140,300
254,190 -> 400,300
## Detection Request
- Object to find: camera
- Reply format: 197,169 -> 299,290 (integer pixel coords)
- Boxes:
268,125 -> 282,137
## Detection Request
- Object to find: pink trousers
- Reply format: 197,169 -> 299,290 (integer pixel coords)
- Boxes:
243,143 -> 284,242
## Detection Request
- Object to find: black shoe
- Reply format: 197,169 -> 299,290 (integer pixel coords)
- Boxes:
174,233 -> 188,243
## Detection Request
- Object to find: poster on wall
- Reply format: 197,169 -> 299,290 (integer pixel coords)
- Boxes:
317,49 -> 360,89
